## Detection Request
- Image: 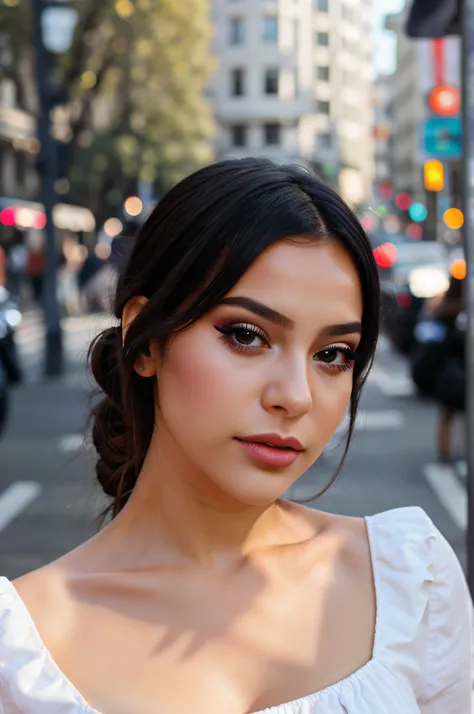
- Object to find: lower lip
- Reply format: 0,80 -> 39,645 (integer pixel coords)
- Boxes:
235,439 -> 301,468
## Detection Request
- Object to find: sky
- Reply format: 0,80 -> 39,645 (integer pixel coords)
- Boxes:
374,0 -> 406,75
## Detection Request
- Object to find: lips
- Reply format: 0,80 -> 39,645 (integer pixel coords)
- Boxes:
235,433 -> 304,468
238,434 -> 304,451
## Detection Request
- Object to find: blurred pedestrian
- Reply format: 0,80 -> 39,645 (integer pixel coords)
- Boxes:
26,245 -> 45,306
3,160 -> 471,713
413,275 -> 465,463
5,229 -> 27,302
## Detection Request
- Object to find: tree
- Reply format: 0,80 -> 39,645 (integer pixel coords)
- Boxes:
0,0 -> 216,223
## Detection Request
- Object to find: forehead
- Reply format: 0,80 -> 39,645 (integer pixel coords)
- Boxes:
226,239 -> 363,323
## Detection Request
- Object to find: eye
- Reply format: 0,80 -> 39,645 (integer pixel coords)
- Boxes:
315,345 -> 358,372
215,323 -> 268,352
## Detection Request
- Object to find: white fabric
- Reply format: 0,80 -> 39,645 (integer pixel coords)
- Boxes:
0,507 -> 472,713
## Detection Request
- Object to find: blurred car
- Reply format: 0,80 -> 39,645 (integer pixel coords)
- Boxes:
376,241 -> 450,353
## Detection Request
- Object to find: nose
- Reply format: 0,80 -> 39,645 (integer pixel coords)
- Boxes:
261,354 -> 312,418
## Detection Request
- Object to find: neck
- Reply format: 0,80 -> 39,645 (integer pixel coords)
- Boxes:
90,426 -> 295,573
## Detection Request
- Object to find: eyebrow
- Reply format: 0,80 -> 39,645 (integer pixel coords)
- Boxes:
219,296 -> 362,336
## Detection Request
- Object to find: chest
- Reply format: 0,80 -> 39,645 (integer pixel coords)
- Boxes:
48,566 -> 375,714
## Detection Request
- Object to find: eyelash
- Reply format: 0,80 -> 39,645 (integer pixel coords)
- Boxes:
215,323 -> 359,373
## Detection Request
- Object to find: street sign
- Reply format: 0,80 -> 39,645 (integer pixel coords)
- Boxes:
423,117 -> 462,157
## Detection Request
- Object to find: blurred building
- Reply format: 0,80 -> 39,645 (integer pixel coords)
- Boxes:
373,74 -> 394,192
0,78 -> 39,202
210,0 -> 375,205
385,10 -> 461,201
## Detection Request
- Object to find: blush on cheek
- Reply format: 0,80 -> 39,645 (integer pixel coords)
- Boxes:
164,332 -> 236,404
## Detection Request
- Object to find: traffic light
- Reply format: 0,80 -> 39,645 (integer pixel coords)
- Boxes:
424,160 -> 444,191
406,0 -> 460,38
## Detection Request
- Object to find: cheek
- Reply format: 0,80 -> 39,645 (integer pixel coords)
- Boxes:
312,373 -> 353,442
157,331 -> 246,437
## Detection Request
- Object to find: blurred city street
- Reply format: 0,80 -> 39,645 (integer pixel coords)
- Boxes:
0,311 -> 467,580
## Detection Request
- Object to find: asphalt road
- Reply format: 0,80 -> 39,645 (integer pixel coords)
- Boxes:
0,311 -> 468,580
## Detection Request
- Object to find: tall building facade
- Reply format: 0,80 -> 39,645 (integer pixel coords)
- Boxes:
373,74 -> 394,191
210,0 -> 375,205
385,9 -> 461,202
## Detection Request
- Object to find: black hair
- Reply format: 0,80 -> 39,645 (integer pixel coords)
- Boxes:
89,158 -> 380,521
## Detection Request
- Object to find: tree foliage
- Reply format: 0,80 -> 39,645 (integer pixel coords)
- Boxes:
0,0 -> 216,221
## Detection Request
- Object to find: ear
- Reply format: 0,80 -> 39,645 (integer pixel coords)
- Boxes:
122,296 -> 157,377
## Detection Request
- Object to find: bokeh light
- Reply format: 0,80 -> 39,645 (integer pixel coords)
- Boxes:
360,215 -> 376,232
115,0 -> 135,18
443,207 -> 464,230
375,205 -> 388,217
124,196 -> 143,217
383,214 -> 401,234
406,223 -> 423,240
408,203 -> 427,222
0,208 -> 16,226
395,192 -> 411,211
378,182 -> 392,200
79,71 -> 97,90
103,217 -> 123,237
373,242 -> 398,269
95,243 -> 112,260
451,258 -> 467,280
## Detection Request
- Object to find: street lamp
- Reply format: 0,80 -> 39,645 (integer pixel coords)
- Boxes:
33,0 -> 78,377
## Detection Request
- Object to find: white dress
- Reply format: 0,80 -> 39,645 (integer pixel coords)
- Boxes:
0,507 -> 472,714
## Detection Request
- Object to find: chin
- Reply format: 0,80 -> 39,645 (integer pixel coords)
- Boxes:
214,470 -> 295,508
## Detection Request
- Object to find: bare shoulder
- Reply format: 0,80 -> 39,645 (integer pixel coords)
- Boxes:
12,560 -> 74,643
283,502 -> 374,577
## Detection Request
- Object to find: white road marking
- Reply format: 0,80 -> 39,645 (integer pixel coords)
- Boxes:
368,366 -> 415,397
0,482 -> 42,533
423,462 -> 467,530
58,434 -> 87,453
335,409 -> 404,434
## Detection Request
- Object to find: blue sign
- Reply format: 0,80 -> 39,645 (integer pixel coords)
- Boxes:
423,118 -> 462,158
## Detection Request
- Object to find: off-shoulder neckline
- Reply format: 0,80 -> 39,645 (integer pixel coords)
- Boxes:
0,509 -> 427,714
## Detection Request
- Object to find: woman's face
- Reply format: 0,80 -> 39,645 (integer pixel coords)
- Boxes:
152,239 -> 363,506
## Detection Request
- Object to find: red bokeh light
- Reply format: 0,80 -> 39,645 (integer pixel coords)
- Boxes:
396,293 -> 412,308
373,242 -> 398,269
378,182 -> 393,200
395,192 -> 411,211
406,223 -> 423,240
0,208 -> 16,227
33,212 -> 47,230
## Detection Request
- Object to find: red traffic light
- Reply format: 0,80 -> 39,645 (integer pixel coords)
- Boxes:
429,85 -> 461,116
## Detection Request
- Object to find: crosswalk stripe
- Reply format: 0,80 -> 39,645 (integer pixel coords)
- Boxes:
0,482 -> 42,533
423,463 -> 467,530
335,410 -> 404,434
368,366 -> 415,397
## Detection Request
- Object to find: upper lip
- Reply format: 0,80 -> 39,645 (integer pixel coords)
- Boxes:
237,433 -> 305,451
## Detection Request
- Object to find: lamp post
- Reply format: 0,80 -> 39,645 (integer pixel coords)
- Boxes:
33,0 -> 78,377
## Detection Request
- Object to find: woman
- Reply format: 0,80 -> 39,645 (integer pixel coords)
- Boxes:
0,159 -> 472,713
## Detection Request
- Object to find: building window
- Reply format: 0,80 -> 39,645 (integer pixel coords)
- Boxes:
315,0 -> 329,10
231,124 -> 247,147
229,17 -> 245,45
230,67 -> 245,96
317,66 -> 330,81
316,32 -> 329,46
264,67 -> 279,95
262,16 -> 278,43
317,100 -> 330,114
264,122 -> 281,145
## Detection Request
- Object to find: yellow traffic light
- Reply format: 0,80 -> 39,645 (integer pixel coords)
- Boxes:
424,160 -> 444,192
